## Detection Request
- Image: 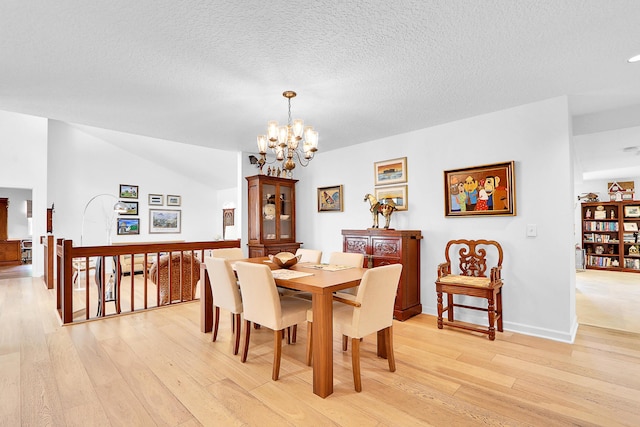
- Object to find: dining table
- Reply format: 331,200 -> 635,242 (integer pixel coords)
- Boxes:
200,256 -> 378,398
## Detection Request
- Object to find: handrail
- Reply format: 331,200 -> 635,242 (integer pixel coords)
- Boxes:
55,239 -> 241,324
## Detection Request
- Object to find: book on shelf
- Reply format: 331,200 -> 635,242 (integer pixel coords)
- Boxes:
583,221 -> 619,232
623,258 -> 640,269
587,255 -> 613,267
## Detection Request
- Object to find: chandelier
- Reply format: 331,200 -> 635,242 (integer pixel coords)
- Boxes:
256,91 -> 318,175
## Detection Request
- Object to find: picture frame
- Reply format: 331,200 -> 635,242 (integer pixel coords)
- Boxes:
119,184 -> 139,199
374,157 -> 407,186
375,185 -> 408,211
317,185 -> 343,212
148,194 -> 164,206
116,218 -> 140,235
167,195 -> 181,206
624,205 -> 640,218
444,160 -> 516,217
623,222 -> 639,232
149,209 -> 181,233
119,201 -> 138,215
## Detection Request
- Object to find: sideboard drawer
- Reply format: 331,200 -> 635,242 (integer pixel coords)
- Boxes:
371,237 -> 401,258
344,236 -> 368,255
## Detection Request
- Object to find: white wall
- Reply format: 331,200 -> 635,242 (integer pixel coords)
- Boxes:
0,110 -> 48,275
47,121 -> 233,246
296,97 -> 577,342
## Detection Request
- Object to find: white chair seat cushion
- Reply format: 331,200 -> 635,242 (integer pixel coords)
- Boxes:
437,274 -> 491,288
276,296 -> 312,330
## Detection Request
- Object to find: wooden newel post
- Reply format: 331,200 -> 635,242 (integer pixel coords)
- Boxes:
60,239 -> 74,324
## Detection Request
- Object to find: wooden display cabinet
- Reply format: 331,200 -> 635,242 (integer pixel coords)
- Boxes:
342,229 -> 423,320
246,175 -> 301,257
621,202 -> 640,271
581,201 -> 640,273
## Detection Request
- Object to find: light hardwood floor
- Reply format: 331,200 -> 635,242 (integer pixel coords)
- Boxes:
576,269 -> 640,333
1,273 -> 639,426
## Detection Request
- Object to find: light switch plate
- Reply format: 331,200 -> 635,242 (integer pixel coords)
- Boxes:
526,224 -> 537,237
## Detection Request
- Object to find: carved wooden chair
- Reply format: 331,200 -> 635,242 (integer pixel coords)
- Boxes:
435,239 -> 504,340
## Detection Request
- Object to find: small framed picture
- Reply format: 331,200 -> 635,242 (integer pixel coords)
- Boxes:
148,194 -> 164,206
119,201 -> 138,215
375,185 -> 408,211
374,157 -> 407,186
624,205 -> 640,218
317,185 -> 343,212
117,218 -> 140,235
623,222 -> 639,232
149,209 -> 181,234
167,195 -> 181,206
119,184 -> 139,199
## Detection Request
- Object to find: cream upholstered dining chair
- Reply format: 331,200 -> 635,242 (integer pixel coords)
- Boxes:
211,247 -> 244,260
329,252 -> 365,296
234,261 -> 312,381
203,256 -> 243,355
308,263 -> 402,392
295,248 -> 322,264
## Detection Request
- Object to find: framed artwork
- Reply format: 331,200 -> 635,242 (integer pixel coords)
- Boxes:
149,209 -> 181,233
375,185 -> 408,211
148,194 -> 164,206
167,195 -> 181,206
624,205 -> 640,218
623,222 -> 639,232
116,218 -> 140,235
374,157 -> 407,186
444,160 -> 516,217
119,184 -> 139,199
119,201 -> 138,215
317,185 -> 343,212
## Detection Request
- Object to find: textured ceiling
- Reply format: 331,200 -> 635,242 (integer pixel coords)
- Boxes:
2,1 -> 640,181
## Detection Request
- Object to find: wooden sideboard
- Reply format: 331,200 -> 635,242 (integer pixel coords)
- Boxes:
0,240 -> 21,266
342,229 -> 423,321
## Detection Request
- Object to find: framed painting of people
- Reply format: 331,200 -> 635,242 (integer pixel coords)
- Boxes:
444,161 -> 516,217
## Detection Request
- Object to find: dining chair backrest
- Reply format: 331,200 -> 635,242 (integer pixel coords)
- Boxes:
211,247 -> 244,260
328,252 -> 364,268
350,264 -> 402,337
203,257 -> 242,314
295,248 -> 322,264
235,262 -> 283,330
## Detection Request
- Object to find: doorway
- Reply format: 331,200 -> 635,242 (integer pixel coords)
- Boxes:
0,187 -> 33,279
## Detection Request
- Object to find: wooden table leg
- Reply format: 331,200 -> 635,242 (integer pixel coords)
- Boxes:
312,291 -> 334,398
200,264 -> 213,333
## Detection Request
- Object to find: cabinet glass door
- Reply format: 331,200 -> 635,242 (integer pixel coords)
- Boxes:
263,184 -> 277,240
280,185 -> 292,240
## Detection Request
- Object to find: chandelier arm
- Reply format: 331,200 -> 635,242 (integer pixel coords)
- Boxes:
292,148 -> 312,167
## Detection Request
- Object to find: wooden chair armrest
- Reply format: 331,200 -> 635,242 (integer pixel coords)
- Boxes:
490,265 -> 502,282
437,262 -> 450,278
332,294 -> 361,307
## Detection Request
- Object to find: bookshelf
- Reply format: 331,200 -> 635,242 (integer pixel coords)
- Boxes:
581,201 -> 640,273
